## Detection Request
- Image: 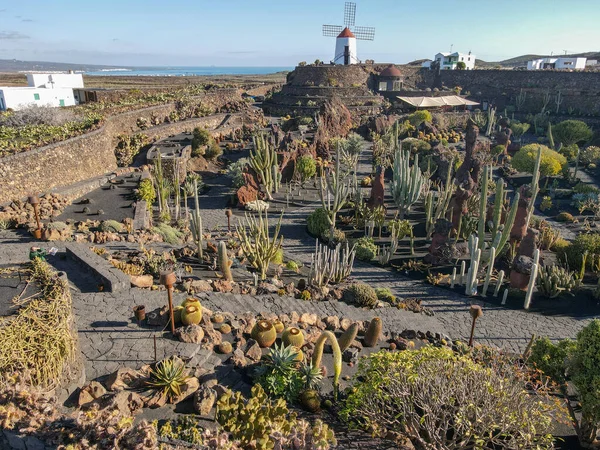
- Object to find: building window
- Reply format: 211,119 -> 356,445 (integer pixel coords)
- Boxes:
393,81 -> 402,90
378,82 -> 387,91
34,93 -> 40,100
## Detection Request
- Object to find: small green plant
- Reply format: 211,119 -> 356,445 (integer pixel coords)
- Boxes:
354,237 -> 377,261
296,155 -> 317,182
147,357 -> 190,402
344,283 -> 378,308
511,144 -> 567,178
137,178 -> 156,204
375,287 -> 396,303
191,127 -> 211,156
552,119 -> 593,147
254,343 -> 304,402
536,264 -> 579,298
556,211 -> 574,222
407,110 -> 432,127
300,290 -> 311,301
285,260 -> 300,272
151,223 -> 183,245
204,141 -> 223,161
528,337 -> 575,384
307,208 -> 330,237
99,220 -> 124,233
539,196 -> 552,212
320,228 -> 346,246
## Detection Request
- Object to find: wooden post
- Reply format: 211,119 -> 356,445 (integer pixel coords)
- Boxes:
160,271 -> 177,335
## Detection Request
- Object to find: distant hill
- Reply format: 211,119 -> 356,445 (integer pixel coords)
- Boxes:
0,59 -> 131,73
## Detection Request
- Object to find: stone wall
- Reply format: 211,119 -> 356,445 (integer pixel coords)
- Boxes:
0,90 -> 241,204
416,69 -> 600,116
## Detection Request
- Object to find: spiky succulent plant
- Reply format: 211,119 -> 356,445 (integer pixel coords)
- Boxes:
300,362 -> 323,390
147,358 -> 190,401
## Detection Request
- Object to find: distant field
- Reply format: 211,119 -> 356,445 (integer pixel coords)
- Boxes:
0,72 -> 287,89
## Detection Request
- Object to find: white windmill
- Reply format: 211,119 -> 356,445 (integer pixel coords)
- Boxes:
323,2 -> 375,65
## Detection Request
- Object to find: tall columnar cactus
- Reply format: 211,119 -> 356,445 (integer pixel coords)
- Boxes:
311,331 -> 342,400
309,240 -> 356,287
490,177 -> 505,238
477,166 -> 491,250
425,184 -> 453,237
547,122 -> 555,150
318,143 -> 352,235
525,145 -> 542,230
236,210 -> 284,280
250,134 -> 278,200
555,90 -> 563,114
524,249 -> 540,310
485,107 -> 496,136
466,235 -> 481,296
190,179 -> 203,260
218,241 -> 233,282
391,148 -> 425,219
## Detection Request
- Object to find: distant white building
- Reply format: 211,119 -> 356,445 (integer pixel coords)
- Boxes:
527,57 -> 587,70
0,72 -> 83,111
426,51 -> 476,70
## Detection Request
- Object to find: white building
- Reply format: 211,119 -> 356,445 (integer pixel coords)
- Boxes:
431,51 -> 476,70
527,57 -> 587,70
0,72 -> 83,111
334,27 -> 358,65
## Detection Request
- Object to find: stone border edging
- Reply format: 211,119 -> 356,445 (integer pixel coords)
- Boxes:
65,243 -> 130,292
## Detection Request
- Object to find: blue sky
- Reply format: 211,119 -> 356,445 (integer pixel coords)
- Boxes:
1,0 -> 599,67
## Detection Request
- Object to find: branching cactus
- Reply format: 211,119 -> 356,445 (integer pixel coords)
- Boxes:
391,148 -> 425,219
318,143 -> 352,236
250,134 -> 278,200
236,210 -> 284,280
311,330 -> 342,400
190,179 -> 203,260
218,241 -> 233,282
309,240 -> 356,287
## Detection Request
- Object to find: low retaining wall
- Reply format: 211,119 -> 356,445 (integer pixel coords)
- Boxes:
0,90 -> 240,204
65,243 -> 130,292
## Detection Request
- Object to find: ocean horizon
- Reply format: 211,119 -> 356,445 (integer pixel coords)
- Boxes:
84,66 -> 293,76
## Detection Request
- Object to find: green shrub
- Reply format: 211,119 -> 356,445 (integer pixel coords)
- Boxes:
529,337 -> 575,384
553,120 -> 593,147
354,237 -> 377,261
320,228 -> 346,246
562,233 -> 600,271
152,223 -> 183,245
226,158 -> 249,189
570,320 -> 600,445
509,121 -> 530,139
271,248 -> 284,265
511,144 -> 567,177
191,127 -> 211,156
407,110 -> 432,127
374,287 -> 396,303
341,347 -> 558,449
216,384 -> 336,449
137,178 -> 156,204
296,155 -> 316,181
307,208 -> 330,237
556,211 -> 574,222
343,283 -> 378,308
204,141 -> 222,161
560,143 -> 580,161
491,144 -> 505,156
285,260 -> 300,272
99,220 -> 123,233
573,183 -> 600,195
401,138 -> 431,153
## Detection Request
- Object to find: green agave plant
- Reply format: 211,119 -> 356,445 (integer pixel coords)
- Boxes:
147,357 -> 190,400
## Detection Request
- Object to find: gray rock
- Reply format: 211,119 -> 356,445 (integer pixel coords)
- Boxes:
194,385 -> 217,416
343,348 -> 360,364
244,339 -> 262,362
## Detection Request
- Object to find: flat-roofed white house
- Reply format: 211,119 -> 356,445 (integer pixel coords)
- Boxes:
0,72 -> 83,111
527,57 -> 587,70
427,51 -> 476,70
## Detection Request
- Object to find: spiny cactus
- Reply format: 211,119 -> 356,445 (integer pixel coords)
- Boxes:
308,240 -> 356,287
251,319 -> 277,348
537,264 -> 578,298
525,145 -> 542,230
250,134 -> 279,200
282,327 -> 305,348
363,318 -> 382,347
217,241 -> 233,282
338,323 -> 359,352
311,331 -> 342,400
236,210 -> 284,280
190,179 -> 203,261
318,142 -> 352,237
391,148 -> 425,219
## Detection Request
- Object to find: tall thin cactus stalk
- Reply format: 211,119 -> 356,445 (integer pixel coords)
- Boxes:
309,240 -> 356,287
525,145 -> 542,230
190,179 -> 203,261
485,107 -> 496,136
318,143 -> 351,236
391,148 -> 425,219
236,210 -> 284,280
477,166 -> 491,250
250,134 -> 278,200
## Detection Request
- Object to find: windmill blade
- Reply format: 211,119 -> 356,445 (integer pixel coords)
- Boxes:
344,2 -> 356,27
354,26 -> 376,40
323,24 -> 344,37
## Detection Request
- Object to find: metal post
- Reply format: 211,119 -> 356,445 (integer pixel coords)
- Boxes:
160,271 -> 177,335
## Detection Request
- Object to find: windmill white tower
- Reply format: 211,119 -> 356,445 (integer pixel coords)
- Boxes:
323,2 -> 375,65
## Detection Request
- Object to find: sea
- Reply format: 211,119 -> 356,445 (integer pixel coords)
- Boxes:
84,66 -> 292,76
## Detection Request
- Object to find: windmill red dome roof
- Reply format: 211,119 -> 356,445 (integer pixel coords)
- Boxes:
380,65 -> 402,77
337,27 -> 356,38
